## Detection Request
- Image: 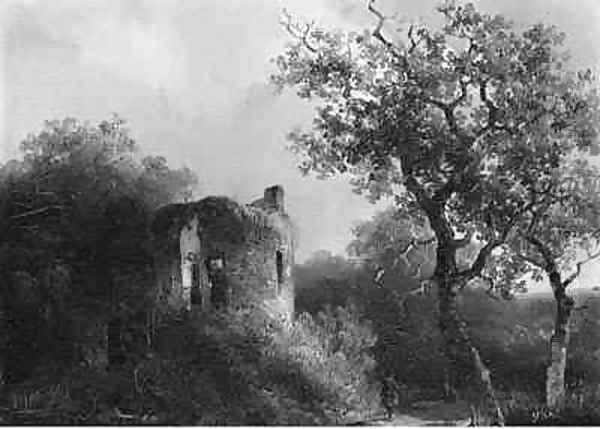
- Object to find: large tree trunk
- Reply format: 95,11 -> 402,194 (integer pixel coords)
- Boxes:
546,273 -> 574,409
436,239 -> 504,425
438,276 -> 505,425
411,198 -> 504,424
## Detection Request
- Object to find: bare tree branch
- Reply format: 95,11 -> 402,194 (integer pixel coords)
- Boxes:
402,164 -> 435,210
478,80 -> 500,134
422,96 -> 449,111
454,196 -> 536,282
368,0 -> 469,137
367,0 -> 404,60
456,240 -> 498,281
563,249 -> 600,287
407,24 -> 418,53
456,222 -> 516,282
516,252 -> 546,269
523,233 -> 555,269
451,78 -> 471,110
10,206 -> 53,220
281,9 -> 317,53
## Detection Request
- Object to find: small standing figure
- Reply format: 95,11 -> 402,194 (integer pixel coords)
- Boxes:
381,375 -> 401,420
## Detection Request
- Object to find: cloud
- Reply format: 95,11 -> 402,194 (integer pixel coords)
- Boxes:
3,0 -> 600,261
79,18 -> 186,92
10,0 -> 187,92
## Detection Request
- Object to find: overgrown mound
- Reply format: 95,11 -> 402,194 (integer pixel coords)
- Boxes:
0,305 -> 382,425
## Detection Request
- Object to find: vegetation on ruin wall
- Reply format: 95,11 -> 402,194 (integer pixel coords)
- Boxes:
151,196 -> 292,259
151,196 -> 293,308
0,115 -> 378,425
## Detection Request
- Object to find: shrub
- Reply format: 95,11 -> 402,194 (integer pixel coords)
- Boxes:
1,302 -> 382,425
270,304 -> 382,421
503,386 -> 600,425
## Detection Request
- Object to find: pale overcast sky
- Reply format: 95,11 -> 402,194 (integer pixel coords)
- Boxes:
1,0 -> 600,265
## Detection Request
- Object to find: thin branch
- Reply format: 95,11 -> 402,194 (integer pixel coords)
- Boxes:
423,79 -> 471,135
15,225 -> 41,231
523,233 -> 555,269
402,168 -> 435,211
10,206 -> 52,220
479,80 -> 499,129
456,240 -> 497,281
454,194 -> 535,282
373,266 -> 386,286
407,24 -> 417,53
563,249 -> 600,287
114,407 -> 135,420
388,282 -> 434,312
434,139 -> 490,203
423,96 -> 450,111
367,0 -> 404,60
367,0 -> 468,137
281,9 -> 317,53
450,78 -> 471,110
456,223 -> 513,281
475,79 -> 543,137
516,252 -> 545,269
415,236 -> 437,246
407,24 -> 426,54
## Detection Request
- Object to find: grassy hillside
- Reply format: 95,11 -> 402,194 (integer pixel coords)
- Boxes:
0,307 -> 383,425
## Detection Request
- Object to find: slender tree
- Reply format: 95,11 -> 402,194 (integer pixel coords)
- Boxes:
484,159 -> 600,409
272,1 -> 599,422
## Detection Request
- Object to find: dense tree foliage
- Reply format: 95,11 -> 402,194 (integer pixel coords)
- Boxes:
0,116 -> 198,381
486,159 -> 600,408
294,243 -> 600,423
0,117 -> 382,425
273,1 -> 600,422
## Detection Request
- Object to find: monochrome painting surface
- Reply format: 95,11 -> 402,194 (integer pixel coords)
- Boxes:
1,0 -> 600,425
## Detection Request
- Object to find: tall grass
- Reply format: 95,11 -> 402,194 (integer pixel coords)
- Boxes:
1,303 -> 382,425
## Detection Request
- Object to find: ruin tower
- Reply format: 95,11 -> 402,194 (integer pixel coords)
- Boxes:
151,185 -> 295,321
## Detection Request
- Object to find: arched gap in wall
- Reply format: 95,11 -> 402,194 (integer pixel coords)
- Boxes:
276,249 -> 284,294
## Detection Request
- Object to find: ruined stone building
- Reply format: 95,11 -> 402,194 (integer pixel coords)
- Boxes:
151,185 -> 295,321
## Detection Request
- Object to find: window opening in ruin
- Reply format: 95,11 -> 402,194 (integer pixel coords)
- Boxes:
276,250 -> 284,293
191,262 -> 202,306
207,257 -> 228,309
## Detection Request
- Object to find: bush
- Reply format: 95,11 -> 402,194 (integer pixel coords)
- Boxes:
271,304 -> 382,421
503,386 -> 600,425
0,116 -> 198,382
1,304 -> 382,425
203,304 -> 383,423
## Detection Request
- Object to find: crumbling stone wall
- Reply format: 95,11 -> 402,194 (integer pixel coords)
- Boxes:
151,186 -> 295,321
179,216 -> 202,311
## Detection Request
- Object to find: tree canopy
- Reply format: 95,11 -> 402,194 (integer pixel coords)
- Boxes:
272,0 -> 600,422
0,116 -> 198,380
273,0 -> 599,278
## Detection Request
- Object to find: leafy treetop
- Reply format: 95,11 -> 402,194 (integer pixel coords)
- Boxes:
272,0 -> 600,284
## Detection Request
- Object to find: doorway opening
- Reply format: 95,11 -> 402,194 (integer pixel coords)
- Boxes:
276,250 -> 284,294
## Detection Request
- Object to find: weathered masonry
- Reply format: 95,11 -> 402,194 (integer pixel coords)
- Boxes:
151,185 -> 295,320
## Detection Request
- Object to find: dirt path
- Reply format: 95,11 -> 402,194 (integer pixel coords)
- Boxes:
350,400 -> 471,426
